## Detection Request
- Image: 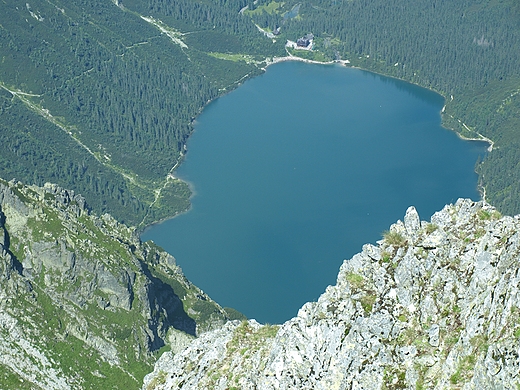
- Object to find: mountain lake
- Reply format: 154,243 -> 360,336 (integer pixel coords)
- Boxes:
142,61 -> 487,324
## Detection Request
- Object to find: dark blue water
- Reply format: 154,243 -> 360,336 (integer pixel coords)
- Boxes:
142,62 -> 487,324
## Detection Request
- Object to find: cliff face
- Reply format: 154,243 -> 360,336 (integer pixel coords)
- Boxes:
144,199 -> 520,389
0,178 -> 240,389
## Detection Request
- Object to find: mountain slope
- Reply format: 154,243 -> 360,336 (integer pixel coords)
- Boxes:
0,178 -> 242,389
0,0 -> 274,226
144,199 -> 520,389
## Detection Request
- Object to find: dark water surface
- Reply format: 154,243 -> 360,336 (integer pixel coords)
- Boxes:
142,62 -> 487,324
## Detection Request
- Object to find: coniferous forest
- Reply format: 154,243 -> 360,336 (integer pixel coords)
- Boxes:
1,0 -> 519,225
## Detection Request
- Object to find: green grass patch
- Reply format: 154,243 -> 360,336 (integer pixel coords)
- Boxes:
227,321 -> 279,357
382,366 -> 407,389
26,210 -> 65,242
0,365 -> 34,389
470,334 -> 490,354
477,209 -> 502,221
397,327 -> 418,346
474,228 -> 486,239
360,292 -> 377,313
425,223 -> 438,234
146,370 -> 168,390
450,355 -> 477,385
346,272 -> 365,290
208,52 -> 257,63
381,251 -> 392,263
286,47 -> 332,62
244,1 -> 284,16
383,230 -> 407,247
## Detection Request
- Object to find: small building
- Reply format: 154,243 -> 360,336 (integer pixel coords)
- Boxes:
296,33 -> 314,47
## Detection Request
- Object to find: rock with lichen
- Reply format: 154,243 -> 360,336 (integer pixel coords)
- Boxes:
144,199 -> 520,390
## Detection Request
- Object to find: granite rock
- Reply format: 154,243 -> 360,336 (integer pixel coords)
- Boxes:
145,200 -> 520,390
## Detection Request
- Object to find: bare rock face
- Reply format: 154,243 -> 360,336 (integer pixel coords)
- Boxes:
144,199 -> 520,390
0,179 -> 236,389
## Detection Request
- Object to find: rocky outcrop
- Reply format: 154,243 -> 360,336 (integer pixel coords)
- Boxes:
144,199 -> 520,389
0,178 -> 241,389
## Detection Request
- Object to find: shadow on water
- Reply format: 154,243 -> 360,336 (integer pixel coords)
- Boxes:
365,69 -> 445,107
138,260 -> 196,351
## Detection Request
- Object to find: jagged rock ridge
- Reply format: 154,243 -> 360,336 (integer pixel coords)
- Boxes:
0,178 -> 242,389
144,199 -> 520,389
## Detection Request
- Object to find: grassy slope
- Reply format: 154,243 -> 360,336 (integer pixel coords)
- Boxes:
0,178 -> 242,389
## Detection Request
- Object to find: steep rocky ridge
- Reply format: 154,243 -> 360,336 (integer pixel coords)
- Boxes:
0,178 -> 242,389
144,199 -> 520,389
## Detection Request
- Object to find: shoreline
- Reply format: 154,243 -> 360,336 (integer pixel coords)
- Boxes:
141,56 -> 350,232
455,130 -> 494,151
139,205 -> 191,235
143,55 -> 494,230
139,174 -> 197,233
261,54 -> 350,70
455,123 -> 494,152
263,53 -> 496,155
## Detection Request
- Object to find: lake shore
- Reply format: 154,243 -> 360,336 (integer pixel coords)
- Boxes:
456,125 -> 494,152
142,61 -> 487,323
262,55 -> 350,70
265,54 -> 496,155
